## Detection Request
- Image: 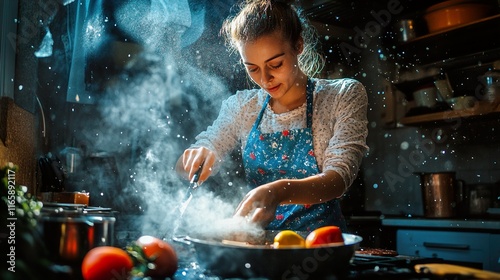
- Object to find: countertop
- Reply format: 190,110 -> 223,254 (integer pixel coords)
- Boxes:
381,217 -> 500,231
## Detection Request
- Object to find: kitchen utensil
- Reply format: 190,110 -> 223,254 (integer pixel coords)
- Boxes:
172,166 -> 203,236
179,169 -> 201,215
423,0 -> 493,33
417,172 -> 461,218
173,231 -> 362,279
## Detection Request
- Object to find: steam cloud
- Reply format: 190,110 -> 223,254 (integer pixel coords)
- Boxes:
80,0 -> 256,240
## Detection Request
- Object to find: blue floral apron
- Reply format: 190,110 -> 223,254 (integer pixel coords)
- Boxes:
242,78 -> 346,232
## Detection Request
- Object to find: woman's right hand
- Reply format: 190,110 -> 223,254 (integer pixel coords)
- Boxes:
175,147 -> 216,184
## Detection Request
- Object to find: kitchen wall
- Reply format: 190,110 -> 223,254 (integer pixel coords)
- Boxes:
328,8 -> 500,217
0,0 -> 45,192
0,97 -> 37,190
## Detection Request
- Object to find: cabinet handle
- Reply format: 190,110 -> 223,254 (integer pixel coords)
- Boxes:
423,242 -> 470,251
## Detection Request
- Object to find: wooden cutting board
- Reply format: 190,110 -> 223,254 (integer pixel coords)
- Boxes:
415,263 -> 500,279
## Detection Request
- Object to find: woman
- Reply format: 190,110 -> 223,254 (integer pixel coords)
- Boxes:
176,0 -> 368,232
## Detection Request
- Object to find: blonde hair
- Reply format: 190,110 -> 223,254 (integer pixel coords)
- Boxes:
221,0 -> 325,77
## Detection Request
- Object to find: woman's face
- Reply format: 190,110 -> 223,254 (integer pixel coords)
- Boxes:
237,32 -> 305,100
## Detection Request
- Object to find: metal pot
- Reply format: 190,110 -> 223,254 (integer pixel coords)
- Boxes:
418,172 -> 462,218
464,184 -> 493,216
37,204 -> 116,265
173,231 -> 362,279
423,0 -> 493,33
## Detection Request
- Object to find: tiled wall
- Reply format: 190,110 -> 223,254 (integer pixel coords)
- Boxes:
0,97 -> 37,192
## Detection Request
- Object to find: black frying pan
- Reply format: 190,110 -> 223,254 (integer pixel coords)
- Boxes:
173,231 -> 362,279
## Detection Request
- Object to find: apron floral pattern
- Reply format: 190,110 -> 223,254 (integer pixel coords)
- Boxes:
243,78 -> 346,232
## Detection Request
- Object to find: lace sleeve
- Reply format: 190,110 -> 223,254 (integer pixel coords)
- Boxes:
322,79 -> 369,189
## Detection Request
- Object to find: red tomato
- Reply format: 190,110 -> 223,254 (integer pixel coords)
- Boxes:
305,226 -> 344,248
136,235 -> 178,278
81,246 -> 133,280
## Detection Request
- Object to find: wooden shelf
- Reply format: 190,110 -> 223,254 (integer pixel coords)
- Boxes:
389,13 -> 500,66
399,101 -> 500,125
403,14 -> 500,44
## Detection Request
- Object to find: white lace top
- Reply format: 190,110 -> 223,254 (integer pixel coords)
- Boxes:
193,78 -> 369,189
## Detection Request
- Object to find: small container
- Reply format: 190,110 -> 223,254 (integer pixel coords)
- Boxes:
412,84 -> 438,108
466,184 -> 493,216
481,61 -> 500,107
395,19 -> 417,42
59,147 -> 83,174
447,96 -> 477,110
434,73 -> 454,100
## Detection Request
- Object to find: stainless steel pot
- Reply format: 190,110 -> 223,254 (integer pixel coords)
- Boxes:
464,183 -> 493,216
37,204 -> 115,265
173,231 -> 362,279
418,172 -> 461,218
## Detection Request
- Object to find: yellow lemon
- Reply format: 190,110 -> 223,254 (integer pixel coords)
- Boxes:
273,230 -> 305,249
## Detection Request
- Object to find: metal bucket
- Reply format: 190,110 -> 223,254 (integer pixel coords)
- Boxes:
418,172 -> 458,218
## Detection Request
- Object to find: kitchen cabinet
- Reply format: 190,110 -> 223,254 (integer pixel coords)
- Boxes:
385,13 -> 500,126
383,218 -> 500,272
396,229 -> 500,272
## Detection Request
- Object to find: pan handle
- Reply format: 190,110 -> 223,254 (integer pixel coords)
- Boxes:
171,235 -> 192,246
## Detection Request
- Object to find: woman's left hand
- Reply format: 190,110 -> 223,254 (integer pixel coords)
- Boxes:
233,183 -> 282,227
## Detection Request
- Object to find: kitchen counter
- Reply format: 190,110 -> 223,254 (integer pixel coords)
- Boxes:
382,217 -> 500,231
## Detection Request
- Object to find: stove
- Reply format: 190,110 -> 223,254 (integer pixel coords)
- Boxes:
345,254 -> 446,280
172,253 -> 452,280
